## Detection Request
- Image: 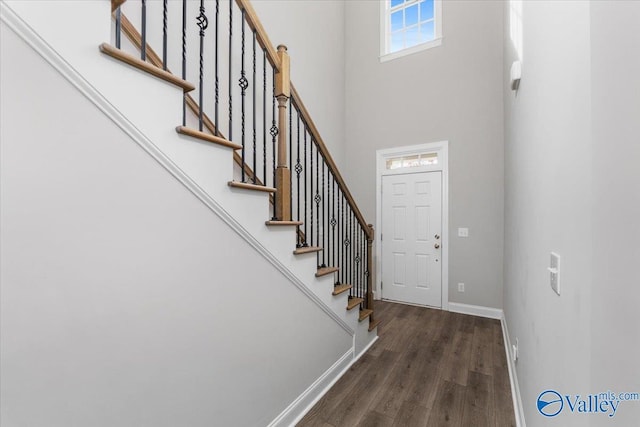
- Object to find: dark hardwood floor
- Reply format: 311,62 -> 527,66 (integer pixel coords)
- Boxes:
297,301 -> 516,427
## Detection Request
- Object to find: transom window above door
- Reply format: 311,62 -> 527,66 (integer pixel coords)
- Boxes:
380,0 -> 442,62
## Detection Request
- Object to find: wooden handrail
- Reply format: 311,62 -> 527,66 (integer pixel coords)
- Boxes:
111,0 -> 126,13
290,86 -> 373,240
235,0 -> 281,72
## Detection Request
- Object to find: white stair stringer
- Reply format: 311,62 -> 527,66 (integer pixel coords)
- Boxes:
1,0 -> 374,347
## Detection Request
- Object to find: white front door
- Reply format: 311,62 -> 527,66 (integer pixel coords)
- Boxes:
381,172 -> 442,307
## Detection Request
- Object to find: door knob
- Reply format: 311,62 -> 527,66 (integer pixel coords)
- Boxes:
434,234 -> 440,240
434,243 -> 440,249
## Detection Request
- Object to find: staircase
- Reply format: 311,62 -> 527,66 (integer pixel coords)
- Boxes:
0,0 -> 379,424
98,0 -> 380,335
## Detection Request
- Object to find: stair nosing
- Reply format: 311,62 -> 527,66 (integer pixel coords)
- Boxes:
315,266 -> 339,277
265,221 -> 303,226
359,309 -> 373,322
332,284 -> 353,296
293,246 -> 323,255
99,43 -> 195,92
228,181 -> 276,193
368,318 -> 382,332
176,126 -> 241,150
346,297 -> 364,310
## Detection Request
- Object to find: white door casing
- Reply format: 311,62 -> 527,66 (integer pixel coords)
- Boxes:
381,171 -> 442,307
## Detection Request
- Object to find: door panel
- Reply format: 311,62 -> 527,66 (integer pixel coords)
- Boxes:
381,171 -> 442,307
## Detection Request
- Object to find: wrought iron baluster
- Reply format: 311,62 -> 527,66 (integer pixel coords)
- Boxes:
355,227 -> 364,295
342,192 -> 346,287
239,11 -> 248,182
271,68 -> 278,219
162,0 -> 168,69
295,111 -> 302,246
310,140 -> 314,247
115,6 -> 122,49
315,146 -> 322,267
252,30 -> 257,184
141,0 -> 147,61
214,0 -> 219,136
182,0 -> 187,126
197,0 -> 208,132
360,228 -> 367,306
263,49 -> 267,185
331,176 -> 336,271
289,97 -> 293,221
321,156 -> 326,268
228,0 -> 233,141
303,125 -> 308,246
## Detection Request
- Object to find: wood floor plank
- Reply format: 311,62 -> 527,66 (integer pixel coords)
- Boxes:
298,352 -> 379,426
426,380 -> 466,427
440,329 -> 473,386
404,338 -> 446,409
368,340 -> 424,418
356,411 -> 394,427
326,350 -> 400,427
461,371 -> 493,426
391,401 -> 430,427
470,324 -> 494,376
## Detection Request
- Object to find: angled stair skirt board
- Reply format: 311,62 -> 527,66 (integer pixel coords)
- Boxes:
0,3 -> 354,338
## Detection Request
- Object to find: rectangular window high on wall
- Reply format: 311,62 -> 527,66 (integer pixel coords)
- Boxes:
380,0 -> 442,62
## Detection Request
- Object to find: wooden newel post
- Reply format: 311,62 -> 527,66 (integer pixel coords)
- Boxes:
367,224 -> 375,315
275,45 -> 291,221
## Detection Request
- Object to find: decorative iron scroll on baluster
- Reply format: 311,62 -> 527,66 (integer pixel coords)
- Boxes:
239,11 -> 248,182
196,1 -> 208,131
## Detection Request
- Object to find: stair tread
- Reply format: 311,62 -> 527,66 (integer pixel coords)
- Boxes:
293,246 -> 323,255
316,266 -> 339,277
228,181 -> 276,193
99,43 -> 195,92
368,317 -> 382,332
346,297 -> 364,310
265,220 -> 303,226
332,283 -> 353,296
176,126 -> 241,150
359,309 -> 373,322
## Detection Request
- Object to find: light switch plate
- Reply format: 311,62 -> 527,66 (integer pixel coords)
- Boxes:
458,227 -> 469,237
549,252 -> 560,295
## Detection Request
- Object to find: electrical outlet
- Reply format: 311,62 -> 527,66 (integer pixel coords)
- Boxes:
458,227 -> 469,237
458,283 -> 465,292
512,338 -> 519,362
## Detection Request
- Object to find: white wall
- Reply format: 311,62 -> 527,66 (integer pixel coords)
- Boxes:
590,2 -> 640,426
0,20 -> 352,427
344,0 -> 504,308
253,0 -> 346,170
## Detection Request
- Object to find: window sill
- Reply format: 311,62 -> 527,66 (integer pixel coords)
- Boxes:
379,37 -> 443,63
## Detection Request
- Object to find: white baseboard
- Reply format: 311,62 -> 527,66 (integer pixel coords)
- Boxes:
272,334 -> 379,427
501,314 -> 526,427
268,349 -> 354,427
448,302 -> 503,319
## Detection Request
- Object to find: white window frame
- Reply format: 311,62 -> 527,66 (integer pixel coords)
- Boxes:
379,0 -> 443,63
